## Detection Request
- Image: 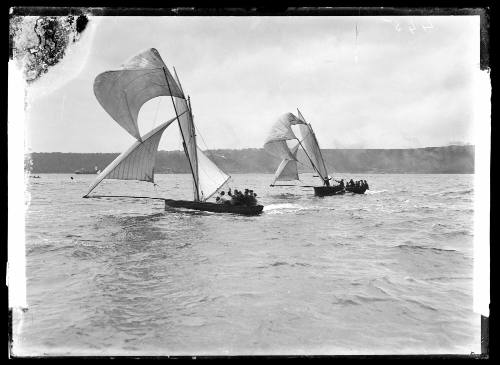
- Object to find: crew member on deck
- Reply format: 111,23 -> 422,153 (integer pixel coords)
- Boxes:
230,190 -> 240,205
218,191 -> 229,204
247,190 -> 256,206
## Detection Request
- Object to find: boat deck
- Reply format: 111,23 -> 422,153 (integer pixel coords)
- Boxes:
164,199 -> 264,215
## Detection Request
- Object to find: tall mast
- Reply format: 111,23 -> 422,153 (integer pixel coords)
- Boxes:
187,94 -> 200,199
163,67 -> 200,201
173,67 -> 200,201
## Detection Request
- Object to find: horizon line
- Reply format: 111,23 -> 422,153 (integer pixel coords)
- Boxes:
24,144 -> 475,154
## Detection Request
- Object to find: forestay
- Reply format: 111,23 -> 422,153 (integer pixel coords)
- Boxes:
296,109 -> 329,181
263,112 -> 305,160
196,147 -> 230,201
83,114 -> 183,197
94,48 -> 185,141
272,143 -> 300,184
173,70 -> 200,201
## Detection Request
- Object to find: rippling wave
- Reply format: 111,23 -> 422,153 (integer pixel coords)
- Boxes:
16,173 -> 479,355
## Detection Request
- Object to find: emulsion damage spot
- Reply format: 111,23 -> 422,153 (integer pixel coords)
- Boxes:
10,14 -> 90,82
76,14 -> 88,34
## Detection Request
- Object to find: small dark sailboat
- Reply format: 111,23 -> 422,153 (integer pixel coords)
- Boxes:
84,48 -> 263,215
264,109 -> 344,196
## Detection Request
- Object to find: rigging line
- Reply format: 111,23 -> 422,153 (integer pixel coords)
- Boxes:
203,175 -> 231,202
194,123 -> 231,186
194,124 -> 210,151
177,95 -> 226,191
308,124 -> 330,177
196,129 -> 232,179
83,195 -> 166,201
296,138 -> 323,180
294,158 -> 309,169
197,152 -> 230,190
270,184 -> 316,187
168,70 -> 228,191
180,103 -> 231,193
297,108 -> 329,176
162,67 -> 200,201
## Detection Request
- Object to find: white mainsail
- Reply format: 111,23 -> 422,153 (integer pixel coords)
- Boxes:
94,48 -> 185,141
88,48 -> 231,205
296,109 -> 329,181
263,112 -> 305,160
84,114 -> 183,197
272,143 -> 300,184
196,147 -> 230,201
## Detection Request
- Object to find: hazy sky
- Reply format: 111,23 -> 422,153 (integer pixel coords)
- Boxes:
22,15 -> 481,152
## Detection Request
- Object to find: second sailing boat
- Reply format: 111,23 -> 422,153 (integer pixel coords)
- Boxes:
264,109 -> 346,196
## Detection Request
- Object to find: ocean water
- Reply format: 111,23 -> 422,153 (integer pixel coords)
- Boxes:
13,173 -> 480,355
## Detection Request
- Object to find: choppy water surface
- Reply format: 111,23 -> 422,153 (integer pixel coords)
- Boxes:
14,173 -> 479,355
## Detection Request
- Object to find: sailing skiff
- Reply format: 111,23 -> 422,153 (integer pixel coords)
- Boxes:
264,109 -> 344,196
83,48 -> 264,215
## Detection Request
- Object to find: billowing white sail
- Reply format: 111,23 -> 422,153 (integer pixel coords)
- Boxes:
263,112 -> 305,160
94,48 -> 185,141
84,114 -> 183,197
272,144 -> 300,184
197,147 -> 230,201
89,48 -> 233,206
296,109 -> 329,181
173,70 -> 200,201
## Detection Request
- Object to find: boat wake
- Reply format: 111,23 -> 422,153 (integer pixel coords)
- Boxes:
394,244 -> 458,254
429,188 -> 473,197
263,203 -> 305,213
269,192 -> 301,200
365,189 -> 387,195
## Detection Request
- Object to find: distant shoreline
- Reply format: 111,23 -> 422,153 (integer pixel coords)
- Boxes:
25,145 -> 475,174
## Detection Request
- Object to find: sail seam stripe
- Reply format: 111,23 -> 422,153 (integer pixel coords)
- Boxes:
137,141 -> 144,180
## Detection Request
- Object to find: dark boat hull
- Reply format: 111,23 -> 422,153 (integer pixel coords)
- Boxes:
164,199 -> 264,215
313,186 -> 345,196
345,186 -> 368,194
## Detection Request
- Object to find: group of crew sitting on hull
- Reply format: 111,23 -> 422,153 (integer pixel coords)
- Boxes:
346,179 -> 369,190
215,188 -> 258,206
334,179 -> 345,189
